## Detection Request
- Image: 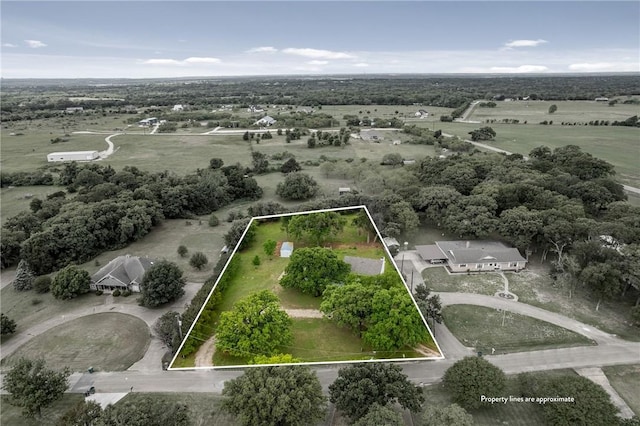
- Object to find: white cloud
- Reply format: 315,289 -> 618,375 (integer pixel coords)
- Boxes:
246,46 -> 278,53
568,62 -> 639,72
504,39 -> 548,48
282,48 -> 354,60
24,40 -> 47,48
143,58 -> 182,65
307,60 -> 328,65
3,43 -> 17,48
353,63 -> 369,67
184,57 -> 220,64
490,65 -> 549,73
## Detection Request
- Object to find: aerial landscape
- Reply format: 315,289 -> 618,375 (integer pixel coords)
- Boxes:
1,1 -> 639,425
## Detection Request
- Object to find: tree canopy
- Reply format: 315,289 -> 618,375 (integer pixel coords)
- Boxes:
51,265 -> 91,300
222,365 -> 326,426
280,247 -> 350,296
99,395 -> 191,426
276,172 -> 319,201
3,358 -> 70,418
329,363 -> 424,421
1,313 -> 17,335
216,290 -> 292,358
422,404 -> 474,426
288,211 -> 346,246
138,260 -> 186,308
443,356 -> 506,410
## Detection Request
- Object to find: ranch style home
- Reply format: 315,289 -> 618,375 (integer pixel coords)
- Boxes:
415,240 -> 527,272
91,255 -> 154,293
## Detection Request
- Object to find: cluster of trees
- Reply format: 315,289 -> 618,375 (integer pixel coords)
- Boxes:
306,128 -> 350,148
280,247 -> 351,296
468,126 -> 496,141
2,161 -> 262,272
275,172 -> 319,200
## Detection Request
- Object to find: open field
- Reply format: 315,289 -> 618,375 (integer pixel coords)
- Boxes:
3,313 -> 150,372
319,104 -> 454,126
425,120 -> 640,187
442,304 -> 595,354
0,185 -> 66,225
602,364 -> 640,416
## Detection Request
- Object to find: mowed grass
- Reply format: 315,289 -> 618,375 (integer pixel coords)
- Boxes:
1,394 -> 85,426
442,305 -> 595,354
3,313 -> 150,372
602,364 -> 640,416
422,267 -> 504,295
1,185 -> 67,226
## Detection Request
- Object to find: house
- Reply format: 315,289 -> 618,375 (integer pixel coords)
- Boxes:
415,240 -> 526,272
172,104 -> 184,112
280,242 -> 293,258
360,129 -> 385,142
247,105 -> 265,113
415,109 -> 429,118
90,255 -> 154,293
47,151 -> 99,162
595,97 -> 609,102
339,187 -> 351,195
255,116 -> 277,126
343,256 -> 385,276
138,117 -> 158,126
65,107 -> 84,114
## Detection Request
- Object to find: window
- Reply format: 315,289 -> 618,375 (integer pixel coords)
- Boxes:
459,264 -> 467,268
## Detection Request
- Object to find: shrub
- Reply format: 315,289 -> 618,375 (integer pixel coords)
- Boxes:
31,298 -> 42,305
177,245 -> 188,258
208,214 -> 220,227
95,290 -> 104,296
189,252 -> 209,270
121,290 -> 132,297
33,276 -> 52,294
112,289 -> 121,297
253,255 -> 261,266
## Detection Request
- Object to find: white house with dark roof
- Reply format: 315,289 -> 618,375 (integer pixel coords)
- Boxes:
91,255 -> 154,292
255,116 -> 277,126
415,241 -> 526,272
343,256 -> 385,276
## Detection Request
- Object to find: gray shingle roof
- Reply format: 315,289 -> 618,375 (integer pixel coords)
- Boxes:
415,245 -> 447,260
435,241 -> 525,264
92,255 -> 154,286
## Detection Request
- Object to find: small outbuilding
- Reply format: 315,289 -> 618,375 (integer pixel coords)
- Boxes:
47,151 -> 99,162
280,242 -> 294,258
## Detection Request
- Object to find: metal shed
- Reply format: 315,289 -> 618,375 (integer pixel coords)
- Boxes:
280,242 -> 293,258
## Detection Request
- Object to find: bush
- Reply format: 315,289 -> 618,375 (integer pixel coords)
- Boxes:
253,255 -> 261,266
33,276 -> 52,293
208,214 -> 220,227
121,290 -> 132,297
177,245 -> 188,258
189,252 -> 209,270
51,265 -> 91,300
95,290 -> 104,296
31,298 -> 42,305
112,289 -> 121,297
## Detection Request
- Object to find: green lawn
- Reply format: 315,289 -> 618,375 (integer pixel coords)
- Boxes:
0,394 -> 85,426
3,313 -> 150,372
442,305 -> 595,354
0,186 -> 67,226
422,267 -> 504,295
602,364 -> 640,416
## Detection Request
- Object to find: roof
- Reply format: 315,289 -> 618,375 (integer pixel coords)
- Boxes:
344,256 -> 385,276
281,242 -> 293,251
48,151 -> 99,156
383,237 -> 400,248
415,245 -> 447,260
92,255 -> 154,286
256,116 -> 276,124
435,241 -> 526,264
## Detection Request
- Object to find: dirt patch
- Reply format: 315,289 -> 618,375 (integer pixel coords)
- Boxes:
414,344 -> 441,358
284,309 -> 323,318
194,336 -> 216,367
328,242 -> 381,250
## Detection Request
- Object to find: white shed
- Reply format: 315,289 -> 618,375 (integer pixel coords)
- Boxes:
280,242 -> 293,258
47,151 -> 99,162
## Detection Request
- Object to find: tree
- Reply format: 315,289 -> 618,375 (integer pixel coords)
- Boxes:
443,356 -> 506,410
499,206 -> 543,252
414,284 -> 443,326
242,131 -> 249,141
3,357 -> 70,418
189,252 -> 208,270
281,158 -> 302,174
537,375 -> 618,426
352,209 -> 377,243
222,365 -> 326,426
329,363 -> 424,421
288,211 -> 346,246
320,161 -> 336,178
632,305 -> 640,326
321,282 -> 376,335
209,158 -> 224,169
280,248 -> 350,296
1,313 -> 17,335
99,395 -> 191,426
153,311 -> 182,352
252,254 -> 261,266
13,259 -> 35,291
353,404 -> 403,426
51,265 -> 91,300
276,172 -> 319,201
138,260 -> 186,308
381,153 -> 403,167
263,239 -> 277,258
56,400 -> 102,426
208,213 -> 219,227
422,404 -> 474,426
177,245 -> 188,258
548,104 -> 558,114
216,290 -> 292,357
33,276 -> 52,293
580,262 -> 623,311
469,126 -> 496,141
251,151 -> 269,174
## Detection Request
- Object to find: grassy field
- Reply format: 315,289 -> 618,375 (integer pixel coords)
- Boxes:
602,364 -> 640,416
3,313 -> 150,372
0,394 -> 85,426
0,185 -> 66,225
422,267 -> 505,295
442,305 -> 595,354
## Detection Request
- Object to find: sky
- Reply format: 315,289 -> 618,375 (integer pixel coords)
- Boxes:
1,1 -> 639,78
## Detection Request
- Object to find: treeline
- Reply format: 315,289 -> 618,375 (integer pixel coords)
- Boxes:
1,162 -> 262,272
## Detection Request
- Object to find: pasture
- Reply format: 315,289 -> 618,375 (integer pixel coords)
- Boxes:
602,364 -> 640,416
3,313 -> 150,372
0,185 -> 66,225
